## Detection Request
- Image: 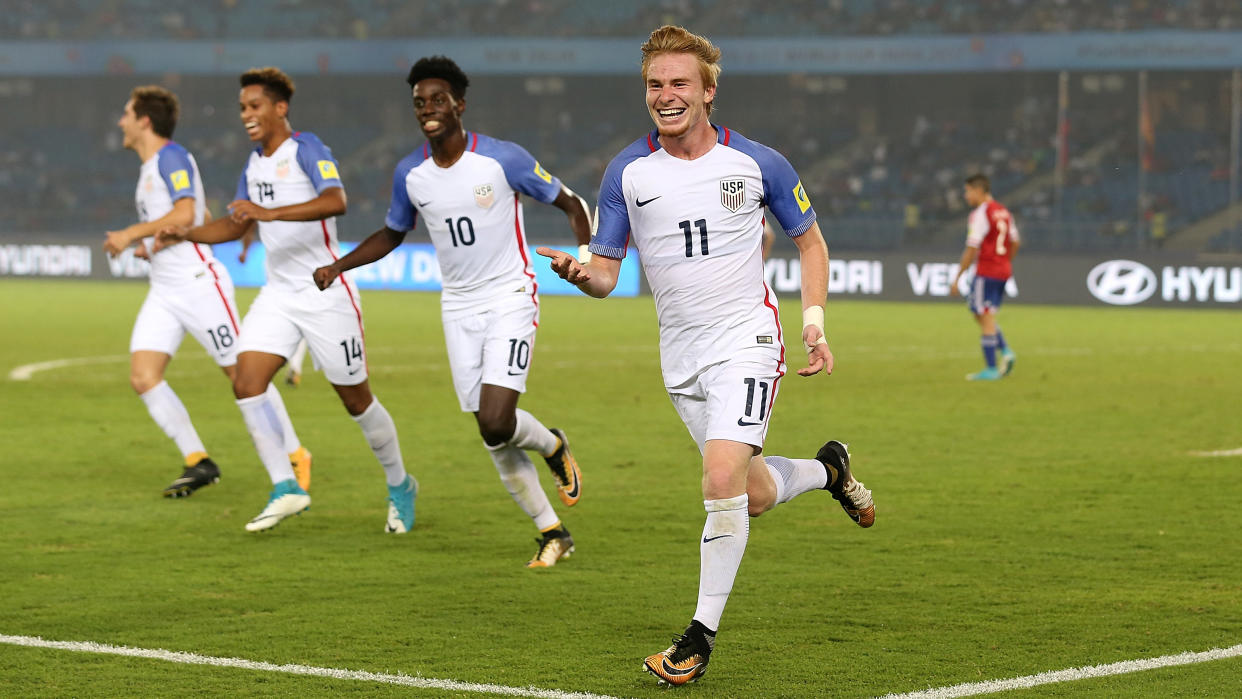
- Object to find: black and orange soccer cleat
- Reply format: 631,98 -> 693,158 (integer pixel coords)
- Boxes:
542,428 -> 581,507
817,440 -> 875,528
643,621 -> 715,685
526,527 -> 574,568
162,457 -> 221,498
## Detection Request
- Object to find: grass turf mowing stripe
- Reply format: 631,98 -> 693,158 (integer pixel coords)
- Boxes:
879,643 -> 1242,698
0,634 -> 626,699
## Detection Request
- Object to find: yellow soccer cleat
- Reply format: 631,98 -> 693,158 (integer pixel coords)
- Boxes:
289,446 -> 313,492
526,527 -> 574,568
643,622 -> 715,686
542,428 -> 581,507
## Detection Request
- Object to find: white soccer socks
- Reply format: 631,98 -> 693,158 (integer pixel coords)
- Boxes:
351,398 -> 408,487
263,382 -> 302,454
485,440 -> 560,531
140,380 -> 206,459
763,455 -> 830,505
509,408 -> 560,456
693,494 -> 751,632
236,393 -> 297,484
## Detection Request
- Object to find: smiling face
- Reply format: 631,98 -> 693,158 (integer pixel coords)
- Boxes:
644,52 -> 715,141
117,99 -> 146,151
238,84 -> 287,145
412,78 -> 464,141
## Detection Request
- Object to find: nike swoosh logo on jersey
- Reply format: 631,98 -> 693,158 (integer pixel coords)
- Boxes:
737,418 -> 764,426
702,534 -> 732,543
635,196 -> 661,207
417,200 -> 432,207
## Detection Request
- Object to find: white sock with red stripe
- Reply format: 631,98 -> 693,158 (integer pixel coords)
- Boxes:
139,380 -> 205,459
693,494 -> 750,631
263,383 -> 302,455
351,398 -> 408,487
485,441 -> 559,530
763,455 -> 829,505
509,408 -> 559,456
236,393 -> 296,485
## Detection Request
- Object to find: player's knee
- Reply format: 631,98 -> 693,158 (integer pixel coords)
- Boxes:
477,412 -> 516,446
130,371 -> 161,395
231,375 -> 267,400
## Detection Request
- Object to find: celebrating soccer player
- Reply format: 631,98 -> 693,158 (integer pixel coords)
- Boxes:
104,85 -> 309,499
538,26 -> 876,684
951,173 -> 1020,381
314,56 -> 592,567
157,67 -> 416,533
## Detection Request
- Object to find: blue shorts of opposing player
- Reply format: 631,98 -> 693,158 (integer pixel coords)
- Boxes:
968,276 -> 1007,315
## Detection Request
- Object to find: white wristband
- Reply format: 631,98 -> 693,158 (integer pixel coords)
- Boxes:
577,244 -> 592,263
802,305 -> 827,354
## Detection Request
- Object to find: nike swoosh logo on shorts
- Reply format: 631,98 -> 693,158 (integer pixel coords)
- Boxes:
737,418 -> 763,426
702,534 -> 732,543
635,196 -> 661,207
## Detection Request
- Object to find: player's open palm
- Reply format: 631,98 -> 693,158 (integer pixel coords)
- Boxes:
799,325 -> 834,377
312,264 -> 340,290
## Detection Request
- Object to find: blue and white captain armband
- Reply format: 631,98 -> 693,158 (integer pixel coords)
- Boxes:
803,305 -> 828,354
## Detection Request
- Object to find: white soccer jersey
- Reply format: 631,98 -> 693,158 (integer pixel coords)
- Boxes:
234,132 -> 346,293
135,142 -> 214,288
384,132 -> 561,318
590,126 -> 817,387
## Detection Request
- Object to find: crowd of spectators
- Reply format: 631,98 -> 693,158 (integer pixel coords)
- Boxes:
5,0 -> 1242,40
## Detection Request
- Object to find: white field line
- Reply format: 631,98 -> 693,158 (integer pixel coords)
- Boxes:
1189,447 -> 1242,457
7,354 -> 130,380
879,643 -> 1242,698
0,634 -> 625,699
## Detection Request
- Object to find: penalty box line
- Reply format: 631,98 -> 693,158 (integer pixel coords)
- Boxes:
0,634 -> 625,699
879,642 -> 1242,698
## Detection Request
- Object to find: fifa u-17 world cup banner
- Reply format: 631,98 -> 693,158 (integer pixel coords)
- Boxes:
0,239 -> 639,298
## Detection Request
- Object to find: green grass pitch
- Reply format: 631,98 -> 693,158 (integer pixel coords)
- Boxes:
1,278 -> 1239,697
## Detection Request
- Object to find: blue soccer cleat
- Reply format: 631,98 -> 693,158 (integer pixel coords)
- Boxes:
245,478 -> 310,532
966,367 -> 1002,381
385,475 -> 417,534
999,350 -> 1017,376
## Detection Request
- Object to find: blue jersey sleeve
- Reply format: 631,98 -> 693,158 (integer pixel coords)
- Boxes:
383,152 -> 422,233
234,170 -> 250,202
157,144 -> 196,203
477,135 -> 561,204
292,132 -> 345,194
590,136 -> 653,259
729,133 -> 816,237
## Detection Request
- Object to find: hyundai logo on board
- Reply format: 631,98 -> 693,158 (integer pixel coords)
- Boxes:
1086,260 -> 1157,305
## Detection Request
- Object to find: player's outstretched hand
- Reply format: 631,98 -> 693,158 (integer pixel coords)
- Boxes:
152,225 -> 187,253
312,264 -> 340,290
536,246 -> 591,286
799,325 -> 834,377
228,199 -> 273,224
102,230 -> 130,257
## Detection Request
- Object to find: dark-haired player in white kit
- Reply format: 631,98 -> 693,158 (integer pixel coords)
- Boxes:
158,67 -> 415,533
540,26 -> 876,684
315,56 -> 591,568
104,84 -> 309,498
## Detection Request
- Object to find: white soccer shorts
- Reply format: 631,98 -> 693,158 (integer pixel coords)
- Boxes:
129,263 -> 242,367
667,352 -> 786,452
442,297 -> 539,412
239,283 -> 368,386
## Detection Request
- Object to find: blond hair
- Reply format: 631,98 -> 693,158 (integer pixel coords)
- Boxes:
640,25 -> 722,113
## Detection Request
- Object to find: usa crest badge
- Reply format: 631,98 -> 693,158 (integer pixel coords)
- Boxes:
275,158 -> 290,179
474,183 -> 494,209
720,178 -> 745,213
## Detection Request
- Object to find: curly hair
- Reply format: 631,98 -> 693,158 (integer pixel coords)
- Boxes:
406,56 -> 470,100
240,66 -> 295,104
